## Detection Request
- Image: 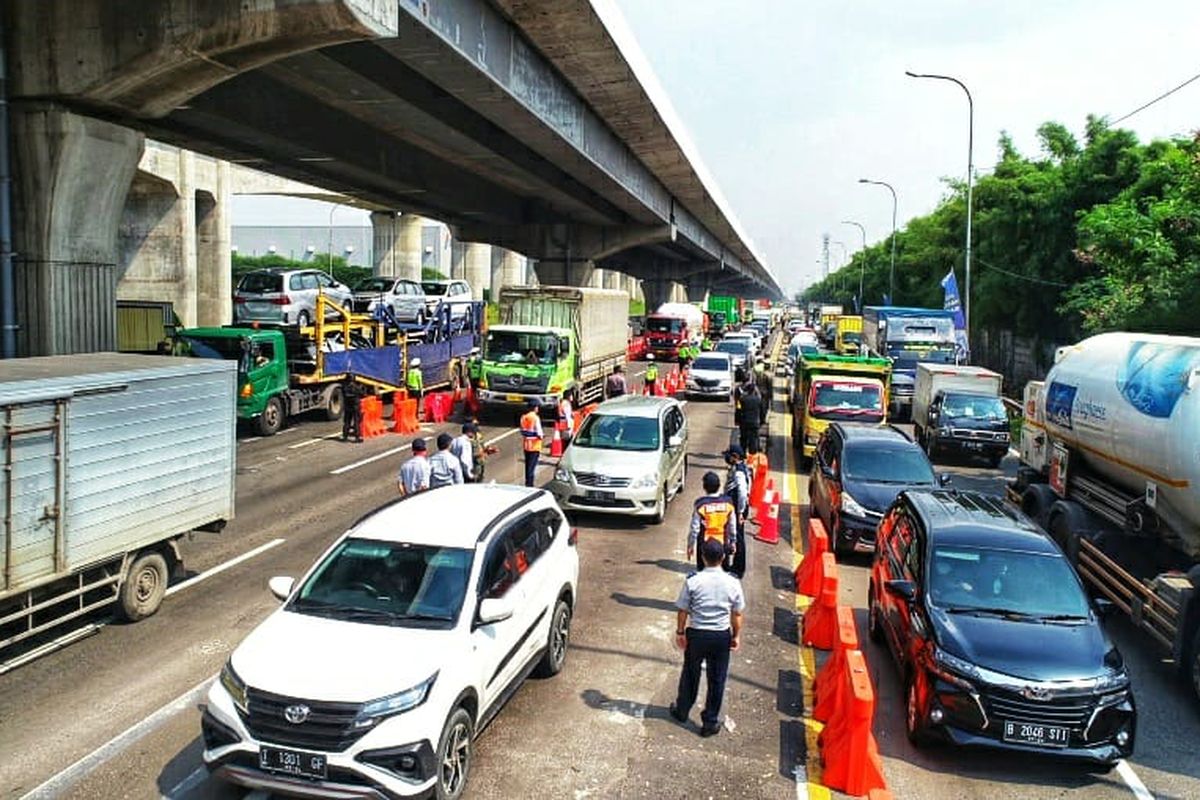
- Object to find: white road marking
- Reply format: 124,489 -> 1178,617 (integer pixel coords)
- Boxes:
161,766 -> 208,799
1115,760 -> 1154,800
20,675 -> 215,800
288,433 -> 341,450
329,443 -> 414,475
241,427 -> 300,444
165,538 -> 286,597
484,428 -> 519,447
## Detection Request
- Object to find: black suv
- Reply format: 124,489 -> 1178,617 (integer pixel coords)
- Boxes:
869,490 -> 1135,763
809,424 -> 942,556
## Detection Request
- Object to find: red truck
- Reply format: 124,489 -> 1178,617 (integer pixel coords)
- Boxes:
645,302 -> 706,359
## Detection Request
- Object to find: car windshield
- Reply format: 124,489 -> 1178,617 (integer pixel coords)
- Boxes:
693,356 -> 730,372
809,381 -> 884,421
237,272 -> 282,294
716,341 -> 748,355
485,331 -> 558,364
929,546 -> 1090,619
942,393 -> 1006,421
356,278 -> 395,292
421,282 -> 449,295
843,445 -> 934,484
841,331 -> 862,344
647,317 -> 683,333
574,412 -> 661,451
290,538 -> 474,627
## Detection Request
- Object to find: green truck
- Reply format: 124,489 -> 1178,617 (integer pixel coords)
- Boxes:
707,295 -> 741,331
476,286 -> 628,412
178,297 -> 481,435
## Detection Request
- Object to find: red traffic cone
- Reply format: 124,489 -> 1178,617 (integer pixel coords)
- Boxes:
549,423 -> 564,457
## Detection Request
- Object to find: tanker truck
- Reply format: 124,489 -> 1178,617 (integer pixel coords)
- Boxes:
1009,333 -> 1200,704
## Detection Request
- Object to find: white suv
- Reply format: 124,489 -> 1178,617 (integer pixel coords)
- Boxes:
202,485 -> 579,800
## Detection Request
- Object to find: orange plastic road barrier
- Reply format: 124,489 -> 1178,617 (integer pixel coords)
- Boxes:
392,398 -> 420,434
359,396 -> 387,439
465,385 -> 481,416
819,649 -> 888,797
795,517 -> 830,597
748,457 -> 768,510
813,605 -> 859,722
423,391 -> 453,423
755,500 -> 780,544
801,553 -> 838,649
869,790 -> 895,800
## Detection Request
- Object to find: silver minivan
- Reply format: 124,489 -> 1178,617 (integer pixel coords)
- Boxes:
233,269 -> 353,326
549,395 -> 688,524
351,277 -> 428,322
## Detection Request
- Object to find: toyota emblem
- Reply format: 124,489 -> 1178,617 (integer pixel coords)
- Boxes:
283,704 -> 311,724
1020,686 -> 1052,702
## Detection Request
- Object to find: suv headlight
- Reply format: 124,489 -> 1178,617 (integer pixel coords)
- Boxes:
932,648 -> 978,690
840,491 -> 870,519
630,473 -> 659,489
353,673 -> 438,730
554,465 -> 571,482
219,661 -> 249,715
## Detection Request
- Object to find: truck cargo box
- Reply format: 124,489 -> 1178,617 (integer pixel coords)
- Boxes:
499,286 -> 628,366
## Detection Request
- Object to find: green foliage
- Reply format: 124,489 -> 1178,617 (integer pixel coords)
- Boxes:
422,267 -> 447,280
802,122 -> 1200,340
232,252 -> 371,289
629,299 -> 646,316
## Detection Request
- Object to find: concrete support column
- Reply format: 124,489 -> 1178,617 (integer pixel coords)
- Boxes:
588,268 -> 605,289
493,248 -> 524,293
13,104 -> 142,355
398,214 -> 423,281
370,211 -> 399,277
624,275 -> 641,302
641,279 -> 672,314
464,242 -> 491,300
532,259 -> 594,287
671,283 -> 687,303
603,270 -> 621,291
196,159 -> 231,326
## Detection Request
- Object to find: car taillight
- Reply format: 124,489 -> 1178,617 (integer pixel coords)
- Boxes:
270,295 -> 291,305
568,528 -> 578,547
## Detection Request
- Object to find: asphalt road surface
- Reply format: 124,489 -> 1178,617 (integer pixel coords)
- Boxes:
2,357 -> 1198,800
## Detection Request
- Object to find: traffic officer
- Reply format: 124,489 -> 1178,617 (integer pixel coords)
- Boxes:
669,536 -> 746,737
723,444 -> 752,578
737,382 -> 763,453
519,398 -> 544,488
687,471 -> 737,572
406,357 -> 425,417
397,438 -> 431,495
557,392 -> 575,446
341,379 -> 363,442
644,354 -> 659,395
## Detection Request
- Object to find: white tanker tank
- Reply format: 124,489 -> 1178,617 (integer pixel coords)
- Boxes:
1041,332 -> 1200,556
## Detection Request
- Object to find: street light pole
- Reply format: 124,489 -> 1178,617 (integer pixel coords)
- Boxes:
906,70 -> 974,338
841,220 -> 867,309
858,179 -> 897,302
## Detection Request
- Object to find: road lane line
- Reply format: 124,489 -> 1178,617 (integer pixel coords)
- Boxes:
1115,760 -> 1154,800
288,433 -> 341,450
162,765 -> 208,799
484,428 -> 519,448
165,538 -> 285,597
330,443 -> 414,475
20,675 -> 214,800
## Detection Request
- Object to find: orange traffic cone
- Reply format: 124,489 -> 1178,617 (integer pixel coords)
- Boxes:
549,423 -> 564,457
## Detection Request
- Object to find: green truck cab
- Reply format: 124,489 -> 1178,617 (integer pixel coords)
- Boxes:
477,325 -> 576,410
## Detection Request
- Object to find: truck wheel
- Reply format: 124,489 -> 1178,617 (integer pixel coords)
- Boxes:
256,397 -> 285,436
324,385 -> 344,421
1021,484 -> 1057,530
923,433 -> 939,461
119,551 -> 169,621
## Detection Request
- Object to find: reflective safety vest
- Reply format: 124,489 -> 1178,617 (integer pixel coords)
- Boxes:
645,364 -> 659,382
694,495 -> 736,543
520,410 -> 543,452
407,366 -> 423,391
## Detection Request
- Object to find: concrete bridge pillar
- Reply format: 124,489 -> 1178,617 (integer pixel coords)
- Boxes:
13,105 -> 142,355
374,212 -> 423,281
464,242 -> 491,300
493,248 -> 524,294
398,214 -> 423,282
603,270 -> 622,291
624,275 -> 641,302
195,159 -> 232,326
641,279 -> 673,314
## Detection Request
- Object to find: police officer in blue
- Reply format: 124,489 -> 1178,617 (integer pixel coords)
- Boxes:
669,536 -> 746,737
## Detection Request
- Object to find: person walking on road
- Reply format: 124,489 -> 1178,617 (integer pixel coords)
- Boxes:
450,423 -> 476,483
736,382 -> 762,453
643,354 -> 659,395
687,471 -> 737,572
341,379 -> 363,442
519,398 -> 544,488
723,444 -> 752,579
669,536 -> 746,737
605,364 -> 628,398
397,438 -> 431,495
406,357 -> 425,418
428,432 -> 464,488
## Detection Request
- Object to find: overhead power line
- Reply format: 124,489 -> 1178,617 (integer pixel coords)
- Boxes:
973,256 -> 1069,287
1109,69 -> 1200,125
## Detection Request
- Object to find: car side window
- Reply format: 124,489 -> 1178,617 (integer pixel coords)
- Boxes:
534,508 -> 563,553
888,513 -> 915,576
480,534 -> 516,600
507,515 -> 544,574
289,274 -> 305,291
904,525 -> 924,582
301,274 -> 319,291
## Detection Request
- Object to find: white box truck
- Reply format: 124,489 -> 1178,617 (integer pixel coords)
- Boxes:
912,363 -> 1008,466
1,355 -> 236,669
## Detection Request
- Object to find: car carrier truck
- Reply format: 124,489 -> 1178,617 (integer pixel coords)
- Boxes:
0,355 -> 236,670
1010,333 -> 1200,703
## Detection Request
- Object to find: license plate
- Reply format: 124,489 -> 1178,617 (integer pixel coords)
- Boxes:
1002,721 -> 1070,748
506,394 -> 525,402
964,441 -> 983,451
586,490 -> 615,501
258,746 -> 327,779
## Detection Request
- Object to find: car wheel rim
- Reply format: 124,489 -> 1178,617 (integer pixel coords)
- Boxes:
552,606 -> 570,665
135,567 -> 159,602
907,682 -> 918,733
442,721 -> 470,795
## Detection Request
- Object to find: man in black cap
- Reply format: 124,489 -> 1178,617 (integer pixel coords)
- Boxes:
670,537 -> 746,737
723,444 -> 752,578
397,438 -> 430,495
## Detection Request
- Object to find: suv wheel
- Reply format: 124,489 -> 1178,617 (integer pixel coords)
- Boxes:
534,598 -> 572,678
905,674 -> 933,746
436,707 -> 473,800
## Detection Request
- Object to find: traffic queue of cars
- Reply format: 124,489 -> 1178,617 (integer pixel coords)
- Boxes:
794,316 -> 1137,766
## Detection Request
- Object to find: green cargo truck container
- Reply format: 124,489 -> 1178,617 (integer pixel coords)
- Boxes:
707,295 -> 740,329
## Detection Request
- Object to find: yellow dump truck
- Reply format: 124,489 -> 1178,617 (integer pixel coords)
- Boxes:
790,354 -> 892,463
835,315 -> 863,356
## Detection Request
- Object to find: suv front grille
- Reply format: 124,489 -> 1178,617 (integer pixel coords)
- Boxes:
574,472 -> 631,488
985,691 -> 1095,729
241,688 -> 366,752
950,428 -> 1006,441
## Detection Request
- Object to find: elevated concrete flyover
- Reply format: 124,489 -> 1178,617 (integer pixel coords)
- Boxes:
5,0 -> 779,354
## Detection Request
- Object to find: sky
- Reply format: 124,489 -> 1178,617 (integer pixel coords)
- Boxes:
234,0 -> 1200,297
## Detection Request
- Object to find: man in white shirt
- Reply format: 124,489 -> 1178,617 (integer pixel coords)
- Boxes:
428,432 -> 464,488
397,438 -> 431,495
450,423 -> 476,483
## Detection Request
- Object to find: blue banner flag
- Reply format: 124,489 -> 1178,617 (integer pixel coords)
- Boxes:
941,270 -> 970,360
